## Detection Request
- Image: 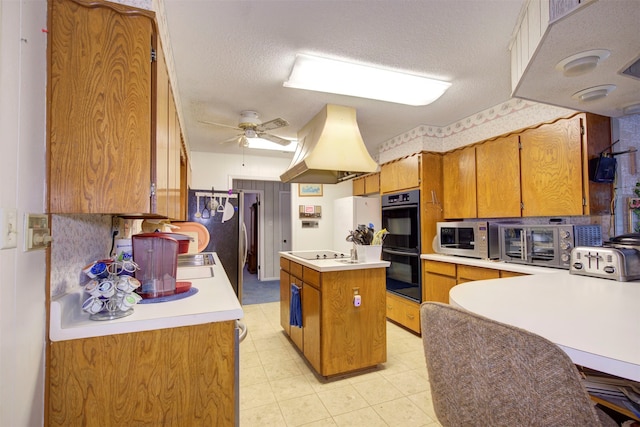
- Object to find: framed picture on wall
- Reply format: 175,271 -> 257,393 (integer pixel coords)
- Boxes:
298,184 -> 323,197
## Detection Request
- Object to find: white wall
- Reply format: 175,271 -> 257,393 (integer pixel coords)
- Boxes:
190,151 -> 292,191
0,0 -> 47,425
290,181 -> 353,251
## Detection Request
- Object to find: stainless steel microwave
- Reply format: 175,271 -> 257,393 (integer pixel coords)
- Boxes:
435,221 -> 502,260
498,224 -> 602,269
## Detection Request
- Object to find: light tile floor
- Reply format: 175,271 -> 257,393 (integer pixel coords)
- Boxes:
240,302 -> 443,426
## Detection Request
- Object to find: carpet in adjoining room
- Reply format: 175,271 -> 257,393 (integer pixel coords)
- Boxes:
242,270 -> 280,305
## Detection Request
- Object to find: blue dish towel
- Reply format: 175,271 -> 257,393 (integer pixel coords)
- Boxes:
290,284 -> 302,328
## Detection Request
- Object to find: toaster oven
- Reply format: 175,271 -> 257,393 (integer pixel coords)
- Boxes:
498,224 -> 602,269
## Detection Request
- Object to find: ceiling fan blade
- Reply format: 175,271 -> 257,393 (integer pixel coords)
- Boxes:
258,132 -> 292,146
219,135 -> 241,144
257,117 -> 289,132
199,120 -> 242,131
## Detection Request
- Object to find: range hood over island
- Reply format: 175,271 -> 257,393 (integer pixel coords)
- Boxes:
280,104 -> 379,184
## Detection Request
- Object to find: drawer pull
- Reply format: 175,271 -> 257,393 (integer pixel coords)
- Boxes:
406,314 -> 415,320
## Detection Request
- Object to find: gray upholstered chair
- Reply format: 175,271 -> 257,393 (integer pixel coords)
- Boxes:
420,302 -> 618,427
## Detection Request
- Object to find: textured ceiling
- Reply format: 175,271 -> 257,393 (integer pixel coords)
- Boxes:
163,0 -> 526,157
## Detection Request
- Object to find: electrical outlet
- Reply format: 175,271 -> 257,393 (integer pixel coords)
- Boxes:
0,208 -> 18,249
112,216 -> 120,237
24,214 -> 51,251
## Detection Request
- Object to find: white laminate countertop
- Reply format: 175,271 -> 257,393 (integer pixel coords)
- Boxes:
50,253 -> 243,342
421,253 -> 560,275
450,272 -> 640,382
280,251 -> 390,272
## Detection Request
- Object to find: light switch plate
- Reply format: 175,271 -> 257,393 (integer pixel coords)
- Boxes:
0,208 -> 18,249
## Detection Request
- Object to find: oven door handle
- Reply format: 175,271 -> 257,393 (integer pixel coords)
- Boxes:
382,248 -> 420,257
381,204 -> 419,211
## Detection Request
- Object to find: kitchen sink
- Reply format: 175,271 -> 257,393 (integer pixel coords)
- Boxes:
177,266 -> 214,280
177,253 -> 215,267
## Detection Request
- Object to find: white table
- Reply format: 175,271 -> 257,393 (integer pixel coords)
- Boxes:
449,271 -> 640,382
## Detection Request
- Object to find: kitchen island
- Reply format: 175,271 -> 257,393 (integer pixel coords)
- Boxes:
279,250 -> 390,377
48,253 -> 242,427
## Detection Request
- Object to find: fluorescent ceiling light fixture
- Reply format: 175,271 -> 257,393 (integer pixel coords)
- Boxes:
284,54 -> 451,106
571,85 -> 616,102
245,137 -> 297,152
555,49 -> 610,77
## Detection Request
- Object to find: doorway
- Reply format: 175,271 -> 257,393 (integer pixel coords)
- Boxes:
233,179 -> 291,281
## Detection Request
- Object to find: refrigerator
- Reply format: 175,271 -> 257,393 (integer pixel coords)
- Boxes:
333,196 -> 381,254
186,189 -> 246,299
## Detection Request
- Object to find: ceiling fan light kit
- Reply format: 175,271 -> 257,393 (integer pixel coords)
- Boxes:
283,53 -> 451,106
201,110 -> 293,149
555,49 -> 610,77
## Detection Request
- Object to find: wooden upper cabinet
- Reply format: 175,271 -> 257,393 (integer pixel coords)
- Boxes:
419,152 -> 444,254
48,0 -> 156,214
353,177 -> 366,195
170,94 -> 183,219
353,172 -> 380,195
49,0 -> 156,214
443,146 -> 476,219
48,0 -> 185,217
380,155 -> 420,194
476,135 -> 522,218
520,116 -> 584,216
155,41 -> 170,218
155,40 -> 182,220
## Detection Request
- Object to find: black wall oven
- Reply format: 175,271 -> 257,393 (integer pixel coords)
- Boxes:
381,189 -> 421,302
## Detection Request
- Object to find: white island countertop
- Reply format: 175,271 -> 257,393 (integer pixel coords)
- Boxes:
280,250 -> 390,272
50,252 -> 243,342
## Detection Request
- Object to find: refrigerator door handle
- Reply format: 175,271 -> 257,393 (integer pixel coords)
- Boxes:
241,222 -> 248,266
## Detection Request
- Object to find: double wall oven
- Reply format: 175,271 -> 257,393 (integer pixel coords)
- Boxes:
381,190 -> 421,302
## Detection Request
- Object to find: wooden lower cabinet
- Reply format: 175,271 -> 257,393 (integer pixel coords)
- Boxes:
48,321 -> 237,426
386,292 -> 421,334
456,264 -> 500,284
280,259 -> 387,377
423,260 -> 457,304
423,259 -> 527,304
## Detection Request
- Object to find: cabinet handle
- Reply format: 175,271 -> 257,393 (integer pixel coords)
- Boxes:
406,314 -> 415,320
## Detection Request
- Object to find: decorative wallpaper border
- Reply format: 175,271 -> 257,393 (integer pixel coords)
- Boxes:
377,99 -> 577,164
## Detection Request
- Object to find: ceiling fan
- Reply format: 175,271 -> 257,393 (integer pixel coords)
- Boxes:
200,110 -> 291,147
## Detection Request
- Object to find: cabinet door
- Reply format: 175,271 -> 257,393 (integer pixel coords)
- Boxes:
289,277 -> 304,350
443,146 -> 477,218
49,0 -> 154,213
168,91 -> 182,219
302,283 -> 321,373
420,153 -> 444,254
476,135 -> 522,218
154,41 -> 170,217
352,177 -> 366,195
520,117 -> 583,216
380,155 -> 420,193
364,173 -> 380,194
280,269 -> 290,335
424,273 -> 457,304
